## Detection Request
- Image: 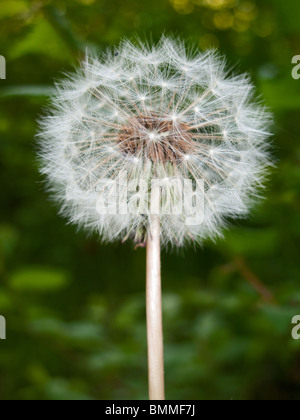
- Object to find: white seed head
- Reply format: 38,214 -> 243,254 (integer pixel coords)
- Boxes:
37,36 -> 272,248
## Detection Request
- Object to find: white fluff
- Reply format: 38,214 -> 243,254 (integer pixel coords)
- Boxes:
37,36 -> 272,248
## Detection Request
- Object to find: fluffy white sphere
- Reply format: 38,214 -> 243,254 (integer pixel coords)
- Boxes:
38,37 -> 272,248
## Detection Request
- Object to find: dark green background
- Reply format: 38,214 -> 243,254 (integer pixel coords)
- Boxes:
0,0 -> 300,400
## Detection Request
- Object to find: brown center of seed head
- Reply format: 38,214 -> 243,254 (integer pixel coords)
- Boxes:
118,113 -> 193,163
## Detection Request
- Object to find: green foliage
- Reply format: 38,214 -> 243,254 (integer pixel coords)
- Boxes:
0,0 -> 300,400
10,268 -> 69,292
10,20 -> 73,61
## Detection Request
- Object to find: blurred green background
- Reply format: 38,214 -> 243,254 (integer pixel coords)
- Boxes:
0,0 -> 300,400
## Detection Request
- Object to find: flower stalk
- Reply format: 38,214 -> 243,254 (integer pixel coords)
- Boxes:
146,215 -> 165,400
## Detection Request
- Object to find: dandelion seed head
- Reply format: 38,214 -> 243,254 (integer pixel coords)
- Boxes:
37,36 -> 272,248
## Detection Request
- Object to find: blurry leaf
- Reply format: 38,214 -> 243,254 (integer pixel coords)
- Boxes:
43,4 -> 85,53
23,305 -> 58,320
164,344 -> 198,372
259,77 -> 300,110
222,228 -> 280,256
162,293 -> 182,321
193,312 -> 223,339
183,289 -> 217,307
114,297 -> 144,329
27,364 -> 49,386
30,317 -> 64,335
63,322 -> 103,342
0,224 -> 19,256
214,338 -> 249,364
10,19 -> 73,61
87,295 -> 107,321
219,295 -> 241,311
10,267 -> 69,292
0,0 -> 29,19
261,306 -> 297,335
86,350 -> 134,371
0,289 -> 12,310
30,318 -> 103,346
44,378 -> 93,401
0,85 -> 54,98
272,0 -> 300,33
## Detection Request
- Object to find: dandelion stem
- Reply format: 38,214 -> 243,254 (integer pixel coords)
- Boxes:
146,215 -> 165,400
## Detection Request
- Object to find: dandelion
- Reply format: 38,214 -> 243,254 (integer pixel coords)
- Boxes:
38,36 -> 272,400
